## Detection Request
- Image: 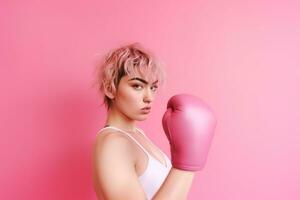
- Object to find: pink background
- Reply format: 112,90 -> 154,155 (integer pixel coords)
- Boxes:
1,0 -> 300,199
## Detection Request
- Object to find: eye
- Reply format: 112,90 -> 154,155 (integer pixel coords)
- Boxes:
151,85 -> 158,92
132,84 -> 143,90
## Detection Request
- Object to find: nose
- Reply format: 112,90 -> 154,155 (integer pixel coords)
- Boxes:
143,87 -> 154,103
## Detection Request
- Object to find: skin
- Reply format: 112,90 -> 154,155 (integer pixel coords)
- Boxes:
104,74 -> 158,131
92,74 -> 195,200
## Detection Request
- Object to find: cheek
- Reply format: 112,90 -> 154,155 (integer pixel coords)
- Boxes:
119,88 -> 141,106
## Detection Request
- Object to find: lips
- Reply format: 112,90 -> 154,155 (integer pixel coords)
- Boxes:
142,106 -> 151,110
141,108 -> 151,114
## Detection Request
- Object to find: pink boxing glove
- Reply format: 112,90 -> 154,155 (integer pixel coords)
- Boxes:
162,94 -> 217,171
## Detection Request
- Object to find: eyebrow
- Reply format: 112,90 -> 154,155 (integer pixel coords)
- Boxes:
128,77 -> 158,85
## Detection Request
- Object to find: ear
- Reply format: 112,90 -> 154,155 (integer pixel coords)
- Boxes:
103,84 -> 115,100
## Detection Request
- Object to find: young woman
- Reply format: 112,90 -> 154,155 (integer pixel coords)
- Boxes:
91,42 -> 216,200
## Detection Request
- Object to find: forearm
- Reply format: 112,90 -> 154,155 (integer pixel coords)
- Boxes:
152,167 -> 195,200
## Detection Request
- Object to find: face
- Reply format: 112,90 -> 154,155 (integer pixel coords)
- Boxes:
112,74 -> 159,121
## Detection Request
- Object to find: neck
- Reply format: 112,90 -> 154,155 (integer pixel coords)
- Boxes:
104,106 -> 137,132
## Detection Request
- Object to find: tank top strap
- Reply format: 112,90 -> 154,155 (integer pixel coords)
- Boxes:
135,127 -> 166,156
135,127 -> 146,136
98,126 -> 151,157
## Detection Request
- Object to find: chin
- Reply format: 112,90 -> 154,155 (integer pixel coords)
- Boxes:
136,116 -> 148,121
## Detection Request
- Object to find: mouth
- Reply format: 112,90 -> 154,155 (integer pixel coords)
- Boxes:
141,107 -> 151,113
141,107 -> 151,111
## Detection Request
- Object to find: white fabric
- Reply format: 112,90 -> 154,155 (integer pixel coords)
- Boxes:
98,126 -> 172,200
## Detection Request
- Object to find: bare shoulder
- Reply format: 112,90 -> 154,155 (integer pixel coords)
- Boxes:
93,129 -> 135,159
92,130 -> 146,199
94,129 -> 125,144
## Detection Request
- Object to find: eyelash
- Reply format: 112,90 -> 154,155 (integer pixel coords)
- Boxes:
132,84 -> 158,91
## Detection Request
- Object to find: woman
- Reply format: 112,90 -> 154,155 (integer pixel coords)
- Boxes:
91,42 -> 212,200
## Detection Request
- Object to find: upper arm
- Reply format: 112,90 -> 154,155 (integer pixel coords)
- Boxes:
92,132 -> 147,200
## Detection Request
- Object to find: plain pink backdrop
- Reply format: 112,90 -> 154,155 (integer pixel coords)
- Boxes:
1,0 -> 300,199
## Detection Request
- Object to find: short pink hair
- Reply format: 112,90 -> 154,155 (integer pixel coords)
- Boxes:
91,42 -> 166,110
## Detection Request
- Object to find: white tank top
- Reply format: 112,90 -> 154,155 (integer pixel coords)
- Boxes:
98,126 -> 172,200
